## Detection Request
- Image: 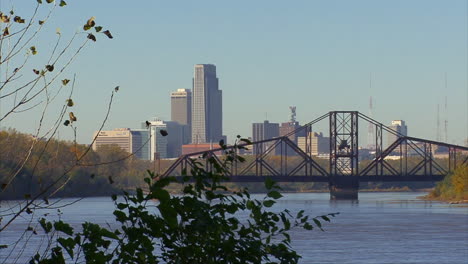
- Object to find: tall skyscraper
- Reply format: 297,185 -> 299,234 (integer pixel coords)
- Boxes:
387,120 -> 408,147
191,64 -> 222,143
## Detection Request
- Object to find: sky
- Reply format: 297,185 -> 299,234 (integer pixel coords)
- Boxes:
0,0 -> 467,146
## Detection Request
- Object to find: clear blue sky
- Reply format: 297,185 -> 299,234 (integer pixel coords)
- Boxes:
1,0 -> 467,145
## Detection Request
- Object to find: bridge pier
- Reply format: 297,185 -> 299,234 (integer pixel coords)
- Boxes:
329,176 -> 359,200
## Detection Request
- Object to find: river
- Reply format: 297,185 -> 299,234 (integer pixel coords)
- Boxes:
0,192 -> 467,263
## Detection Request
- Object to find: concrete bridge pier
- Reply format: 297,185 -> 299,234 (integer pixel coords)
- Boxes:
329,176 -> 359,200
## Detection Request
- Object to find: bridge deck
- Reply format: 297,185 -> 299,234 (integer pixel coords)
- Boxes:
173,175 -> 445,183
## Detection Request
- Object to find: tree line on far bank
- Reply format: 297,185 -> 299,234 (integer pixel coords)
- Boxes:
426,164 -> 468,201
1,129 -> 458,200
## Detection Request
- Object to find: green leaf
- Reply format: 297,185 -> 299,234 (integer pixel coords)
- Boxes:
267,190 -> 282,199
46,65 -> 54,72
114,211 -> 127,222
321,215 -> 330,222
265,177 -> 275,190
59,0 -> 67,7
313,218 -> 322,228
303,222 -> 313,230
296,210 -> 304,219
63,120 -> 70,126
57,237 -> 75,258
62,79 -> 70,85
95,26 -> 103,32
54,220 -> 74,236
30,46 -> 37,55
151,188 -> 170,202
0,245 -> 7,249
39,218 -> 52,233
111,194 -> 117,201
99,228 -> 118,240
46,0 -> 54,3
263,200 -> 275,208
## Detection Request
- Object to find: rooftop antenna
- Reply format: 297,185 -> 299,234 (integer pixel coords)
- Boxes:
367,73 -> 375,149
444,73 -> 448,142
436,104 -> 441,141
289,106 -> 296,123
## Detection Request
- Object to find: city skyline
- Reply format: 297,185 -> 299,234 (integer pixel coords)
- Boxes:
0,0 -> 466,146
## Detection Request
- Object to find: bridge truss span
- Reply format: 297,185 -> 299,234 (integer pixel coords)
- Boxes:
162,111 -> 468,190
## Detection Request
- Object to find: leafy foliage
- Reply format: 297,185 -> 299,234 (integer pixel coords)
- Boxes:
428,164 -> 468,201
30,140 -> 337,263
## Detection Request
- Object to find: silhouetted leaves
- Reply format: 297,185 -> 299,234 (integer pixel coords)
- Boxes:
160,130 -> 168,136
114,86 -> 119,92
83,16 -> 95,30
103,30 -> 113,39
87,33 -> 96,42
62,79 -> 70,85
46,64 -> 54,72
13,16 -> 25,23
3,27 -> 9,36
69,112 -> 77,122
63,120 -> 70,126
66,99 -> 74,107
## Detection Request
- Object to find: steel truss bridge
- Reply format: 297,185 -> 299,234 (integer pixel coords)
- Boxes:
162,111 -> 468,199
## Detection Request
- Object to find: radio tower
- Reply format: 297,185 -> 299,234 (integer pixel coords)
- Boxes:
367,96 -> 374,149
367,73 -> 375,149
444,73 -> 448,142
436,104 -> 441,141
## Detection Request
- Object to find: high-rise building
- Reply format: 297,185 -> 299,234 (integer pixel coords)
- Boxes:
387,120 -> 408,147
252,120 -> 279,154
92,128 -> 150,160
171,88 -> 192,144
130,129 -> 150,160
191,64 -> 222,144
145,119 -> 185,160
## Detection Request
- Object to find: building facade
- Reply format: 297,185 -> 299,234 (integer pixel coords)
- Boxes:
130,129 -> 150,160
252,120 -> 279,154
387,120 -> 408,147
297,132 -> 330,156
145,119 -> 185,160
191,64 -> 222,144
171,88 -> 192,144
92,128 -> 133,153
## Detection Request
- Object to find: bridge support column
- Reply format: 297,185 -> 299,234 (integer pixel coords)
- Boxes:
329,176 -> 359,200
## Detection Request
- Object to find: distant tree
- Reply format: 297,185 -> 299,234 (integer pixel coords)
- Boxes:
0,0 -> 114,241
